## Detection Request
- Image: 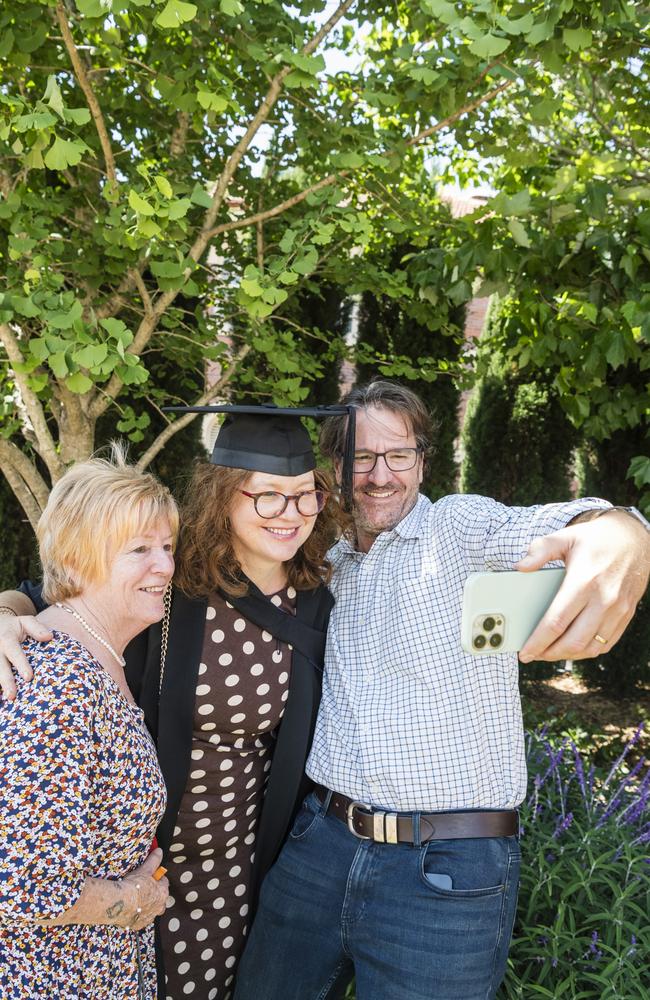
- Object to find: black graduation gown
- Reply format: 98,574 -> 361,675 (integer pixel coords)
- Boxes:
123,583 -> 333,966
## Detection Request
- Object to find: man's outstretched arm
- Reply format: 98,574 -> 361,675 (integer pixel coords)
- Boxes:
518,509 -> 650,663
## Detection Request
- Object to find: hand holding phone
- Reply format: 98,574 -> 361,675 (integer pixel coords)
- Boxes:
461,568 -> 566,655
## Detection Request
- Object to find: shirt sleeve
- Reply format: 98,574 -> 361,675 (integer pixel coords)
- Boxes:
17,579 -> 48,614
482,497 -> 611,569
436,494 -> 611,572
0,638 -> 96,921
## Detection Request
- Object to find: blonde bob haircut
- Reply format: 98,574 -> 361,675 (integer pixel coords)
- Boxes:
37,444 -> 179,603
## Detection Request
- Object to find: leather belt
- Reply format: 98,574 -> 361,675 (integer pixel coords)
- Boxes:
314,785 -> 518,844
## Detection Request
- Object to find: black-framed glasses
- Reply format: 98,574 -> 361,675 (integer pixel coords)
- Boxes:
352,448 -> 421,473
240,489 -> 329,519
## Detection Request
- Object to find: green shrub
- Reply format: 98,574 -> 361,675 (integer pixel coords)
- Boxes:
460,359 -> 577,507
499,727 -> 649,998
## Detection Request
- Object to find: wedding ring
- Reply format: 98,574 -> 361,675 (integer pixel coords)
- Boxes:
594,633 -> 607,645
153,866 -> 167,881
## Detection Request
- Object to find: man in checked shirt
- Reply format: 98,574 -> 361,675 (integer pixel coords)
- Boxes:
234,379 -> 650,1000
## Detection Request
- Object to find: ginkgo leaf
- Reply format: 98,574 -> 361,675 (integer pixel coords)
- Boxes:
43,136 -> 85,169
469,34 -> 510,59
155,0 -> 198,29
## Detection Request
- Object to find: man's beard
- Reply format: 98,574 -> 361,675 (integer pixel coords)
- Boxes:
352,482 -> 419,538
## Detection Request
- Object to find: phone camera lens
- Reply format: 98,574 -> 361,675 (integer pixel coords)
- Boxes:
482,616 -> 495,632
489,633 -> 503,648
474,635 -> 487,649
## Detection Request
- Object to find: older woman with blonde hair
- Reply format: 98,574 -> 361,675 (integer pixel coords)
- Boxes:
0,404 -> 353,1000
0,449 -> 177,999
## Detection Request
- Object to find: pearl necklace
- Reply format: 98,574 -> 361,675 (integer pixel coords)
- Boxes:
55,602 -> 126,667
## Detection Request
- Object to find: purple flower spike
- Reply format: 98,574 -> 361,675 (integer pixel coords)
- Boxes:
603,724 -> 645,790
553,811 -> 574,838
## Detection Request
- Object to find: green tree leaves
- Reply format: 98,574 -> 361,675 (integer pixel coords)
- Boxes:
469,34 -> 510,59
43,136 -> 86,169
155,0 -> 198,29
0,0 -> 647,522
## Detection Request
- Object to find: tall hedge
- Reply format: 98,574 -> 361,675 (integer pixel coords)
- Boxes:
575,389 -> 650,698
460,303 -> 578,683
460,368 -> 578,505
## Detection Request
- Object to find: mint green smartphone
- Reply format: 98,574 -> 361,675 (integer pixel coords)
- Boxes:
461,568 -> 566,655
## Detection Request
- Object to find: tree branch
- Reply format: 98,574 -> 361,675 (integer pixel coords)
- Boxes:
87,2 -> 357,421
193,0 -> 357,250
135,342 -> 252,470
0,324 -> 66,482
0,439 -> 51,528
95,264 -> 147,321
55,0 -> 118,186
86,5 -> 509,432
406,80 -> 514,147
170,111 -> 190,159
204,170 -> 347,241
205,80 -> 515,242
133,270 -> 153,317
51,382 -> 96,463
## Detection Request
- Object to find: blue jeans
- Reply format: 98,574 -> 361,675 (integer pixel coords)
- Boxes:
235,791 -> 520,1000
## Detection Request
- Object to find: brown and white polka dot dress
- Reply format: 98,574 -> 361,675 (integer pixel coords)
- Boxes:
159,587 -> 295,1000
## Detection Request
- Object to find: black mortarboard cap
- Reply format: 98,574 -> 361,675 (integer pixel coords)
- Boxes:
163,403 -> 356,509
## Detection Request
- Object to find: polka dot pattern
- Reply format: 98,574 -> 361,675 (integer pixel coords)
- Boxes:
160,589 -> 294,1000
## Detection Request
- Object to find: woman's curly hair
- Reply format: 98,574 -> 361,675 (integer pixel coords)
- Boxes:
174,461 -> 348,599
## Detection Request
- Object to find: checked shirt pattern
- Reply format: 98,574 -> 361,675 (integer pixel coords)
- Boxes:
306,493 -> 608,814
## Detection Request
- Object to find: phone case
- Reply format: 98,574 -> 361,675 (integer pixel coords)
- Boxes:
461,568 -> 566,655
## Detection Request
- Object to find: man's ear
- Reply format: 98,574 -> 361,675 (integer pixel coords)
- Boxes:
417,453 -> 424,487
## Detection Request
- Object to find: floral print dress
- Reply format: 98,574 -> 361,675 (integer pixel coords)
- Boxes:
0,631 -> 167,1000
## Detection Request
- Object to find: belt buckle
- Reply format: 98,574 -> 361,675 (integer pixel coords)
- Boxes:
346,800 -> 372,839
346,801 -> 400,843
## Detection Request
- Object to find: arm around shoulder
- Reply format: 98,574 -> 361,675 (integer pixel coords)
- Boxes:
0,589 -> 37,617
0,589 -> 53,699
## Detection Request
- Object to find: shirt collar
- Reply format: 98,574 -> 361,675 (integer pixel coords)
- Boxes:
332,493 -> 427,559
393,493 -> 428,539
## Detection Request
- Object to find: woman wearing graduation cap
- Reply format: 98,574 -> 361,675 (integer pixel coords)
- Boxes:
2,403 -> 353,1000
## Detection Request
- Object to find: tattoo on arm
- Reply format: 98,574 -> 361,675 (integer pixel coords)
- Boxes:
106,900 -> 125,919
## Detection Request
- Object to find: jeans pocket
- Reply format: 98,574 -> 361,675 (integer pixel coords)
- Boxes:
288,792 -> 321,841
419,837 -> 510,898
